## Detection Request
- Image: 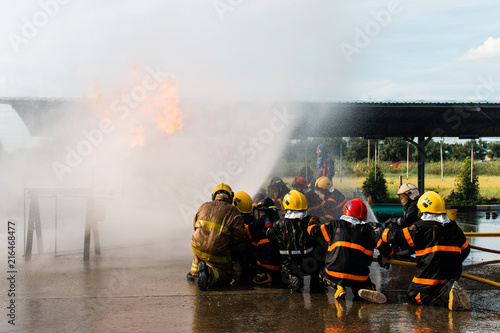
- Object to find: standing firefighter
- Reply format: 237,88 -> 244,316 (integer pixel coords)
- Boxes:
265,190 -> 324,292
382,191 -> 471,310
308,198 -> 391,303
189,183 -> 245,291
310,143 -> 335,186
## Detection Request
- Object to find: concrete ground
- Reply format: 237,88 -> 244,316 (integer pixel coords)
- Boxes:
1,244 -> 499,333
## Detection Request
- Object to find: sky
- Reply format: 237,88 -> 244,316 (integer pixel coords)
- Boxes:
1,0 -> 500,149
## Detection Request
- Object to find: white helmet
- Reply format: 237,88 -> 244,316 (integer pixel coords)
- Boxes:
397,183 -> 420,200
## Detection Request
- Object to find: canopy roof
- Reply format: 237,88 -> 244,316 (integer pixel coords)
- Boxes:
290,101 -> 500,139
2,98 -> 500,139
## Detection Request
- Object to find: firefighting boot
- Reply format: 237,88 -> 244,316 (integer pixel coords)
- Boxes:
334,285 -> 347,299
253,272 -> 272,285
197,261 -> 210,291
448,281 -> 471,310
358,289 -> 387,304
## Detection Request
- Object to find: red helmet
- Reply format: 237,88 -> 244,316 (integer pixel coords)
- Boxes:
343,198 -> 367,220
292,176 -> 308,190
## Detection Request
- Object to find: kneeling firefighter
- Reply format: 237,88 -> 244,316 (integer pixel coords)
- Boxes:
308,198 -> 391,303
382,191 -> 471,310
265,190 -> 324,292
189,183 -> 246,291
315,176 -> 347,222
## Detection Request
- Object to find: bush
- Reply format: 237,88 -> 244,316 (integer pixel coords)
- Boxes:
447,157 -> 481,205
361,164 -> 389,202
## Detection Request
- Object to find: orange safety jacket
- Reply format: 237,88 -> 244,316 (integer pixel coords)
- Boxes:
308,219 -> 391,288
382,219 -> 470,292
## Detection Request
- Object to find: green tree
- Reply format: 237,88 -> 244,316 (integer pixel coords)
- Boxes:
449,156 -> 480,204
362,164 -> 389,202
345,137 -> 368,161
488,141 -> 500,158
378,138 -> 408,162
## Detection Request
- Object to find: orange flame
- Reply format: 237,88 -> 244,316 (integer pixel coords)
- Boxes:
142,81 -> 183,134
86,72 -> 182,148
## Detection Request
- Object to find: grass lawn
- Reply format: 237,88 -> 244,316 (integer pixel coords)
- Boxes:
333,175 -> 500,200
282,175 -> 500,201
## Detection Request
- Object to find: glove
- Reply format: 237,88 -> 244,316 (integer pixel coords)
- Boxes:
384,218 -> 397,226
384,218 -> 402,229
377,254 -> 391,269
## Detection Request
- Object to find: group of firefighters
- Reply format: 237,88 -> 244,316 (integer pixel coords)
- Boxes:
187,145 -> 471,311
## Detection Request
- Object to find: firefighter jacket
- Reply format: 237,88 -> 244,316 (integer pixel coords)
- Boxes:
382,217 -> 470,294
308,217 -> 391,287
398,199 -> 420,228
304,188 -> 325,221
321,189 -> 347,222
245,214 -> 281,271
265,214 -> 321,275
191,198 -> 245,266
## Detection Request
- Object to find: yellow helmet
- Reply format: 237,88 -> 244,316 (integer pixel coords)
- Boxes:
417,191 -> 446,214
283,190 -> 308,211
212,183 -> 234,201
233,191 -> 253,214
315,176 -> 332,190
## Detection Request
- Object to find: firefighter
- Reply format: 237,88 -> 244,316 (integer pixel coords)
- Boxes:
381,191 -> 471,310
248,197 -> 282,284
265,190 -> 324,292
232,190 -> 256,282
385,183 -> 420,256
310,143 -> 335,186
291,176 -> 325,221
189,183 -> 246,291
308,198 -> 391,303
268,176 -> 289,216
315,176 -> 347,222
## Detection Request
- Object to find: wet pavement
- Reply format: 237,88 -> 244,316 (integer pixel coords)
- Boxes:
1,211 -> 500,332
0,242 -> 499,333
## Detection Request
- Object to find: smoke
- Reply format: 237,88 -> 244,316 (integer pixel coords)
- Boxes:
0,1 -> 350,259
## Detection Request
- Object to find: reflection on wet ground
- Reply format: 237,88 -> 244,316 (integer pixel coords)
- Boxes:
0,212 -> 499,332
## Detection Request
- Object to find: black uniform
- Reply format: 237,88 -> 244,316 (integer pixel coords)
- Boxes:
266,214 -> 324,291
304,188 -> 325,221
320,189 -> 347,222
382,218 -> 470,307
308,218 -> 391,294
386,199 -> 420,256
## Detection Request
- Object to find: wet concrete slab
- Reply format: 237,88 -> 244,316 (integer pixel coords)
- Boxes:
1,245 -> 499,333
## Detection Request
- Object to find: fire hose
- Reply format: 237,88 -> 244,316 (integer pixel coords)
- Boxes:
469,244 -> 500,254
464,232 -> 500,237
373,258 -> 500,289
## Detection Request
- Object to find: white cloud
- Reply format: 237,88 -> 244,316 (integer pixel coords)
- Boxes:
460,37 -> 500,60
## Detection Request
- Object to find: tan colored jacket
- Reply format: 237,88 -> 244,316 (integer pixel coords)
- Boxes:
191,198 -> 245,265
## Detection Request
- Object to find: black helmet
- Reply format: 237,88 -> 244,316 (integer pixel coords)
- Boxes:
255,197 -> 280,221
268,177 -> 284,190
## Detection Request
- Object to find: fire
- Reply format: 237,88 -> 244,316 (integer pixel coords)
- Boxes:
142,82 -> 183,135
86,71 -> 183,147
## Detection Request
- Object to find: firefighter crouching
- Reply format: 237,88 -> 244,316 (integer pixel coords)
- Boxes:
265,190 -> 324,292
315,176 -> 347,222
189,183 -> 246,291
381,191 -> 471,310
308,198 -> 391,303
